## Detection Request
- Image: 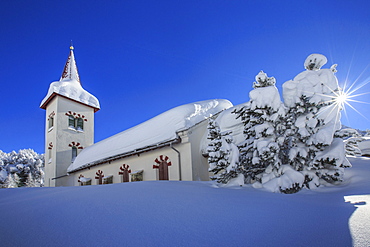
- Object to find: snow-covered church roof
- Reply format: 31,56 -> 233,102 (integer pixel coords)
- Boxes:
67,99 -> 233,173
40,46 -> 100,111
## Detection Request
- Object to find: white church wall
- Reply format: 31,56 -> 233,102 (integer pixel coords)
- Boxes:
45,96 -> 58,187
45,95 -> 95,187
186,120 -> 211,181
66,144 -> 188,186
64,131 -> 204,186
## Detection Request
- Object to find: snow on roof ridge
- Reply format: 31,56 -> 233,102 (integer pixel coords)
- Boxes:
67,99 -> 233,173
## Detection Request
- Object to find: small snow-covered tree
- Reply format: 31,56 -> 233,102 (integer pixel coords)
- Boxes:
338,129 -> 364,156
7,173 -> 20,188
233,71 -> 285,184
207,119 -> 241,184
207,118 -> 224,175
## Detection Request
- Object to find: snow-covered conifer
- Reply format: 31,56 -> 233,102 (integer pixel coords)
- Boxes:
339,129 -> 364,156
233,71 -> 285,184
207,118 -> 223,175
206,119 -> 241,184
0,149 -> 44,188
7,173 -> 20,188
282,54 -> 350,190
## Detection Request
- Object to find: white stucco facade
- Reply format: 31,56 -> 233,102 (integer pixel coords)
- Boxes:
44,96 -> 96,186
64,118 -> 211,186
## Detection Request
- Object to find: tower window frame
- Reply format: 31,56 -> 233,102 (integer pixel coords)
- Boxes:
69,142 -> 83,162
48,112 -> 55,131
76,117 -> 84,131
66,111 -> 87,132
72,146 -> 78,162
68,115 -> 75,129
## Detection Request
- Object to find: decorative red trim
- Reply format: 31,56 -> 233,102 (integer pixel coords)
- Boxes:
95,170 -> 104,178
48,142 -> 53,149
119,164 -> 131,174
48,111 -> 55,120
78,174 -> 84,183
66,111 -> 88,122
68,142 -> 83,149
154,155 -> 172,167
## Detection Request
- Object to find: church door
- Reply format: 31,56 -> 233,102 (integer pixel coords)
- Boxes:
119,164 -> 131,182
158,161 -> 169,180
153,155 -> 172,180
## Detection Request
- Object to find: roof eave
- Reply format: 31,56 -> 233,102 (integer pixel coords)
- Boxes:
67,137 -> 181,174
40,92 -> 100,112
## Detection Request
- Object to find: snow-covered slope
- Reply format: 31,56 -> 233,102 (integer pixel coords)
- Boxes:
40,78 -> 100,110
0,157 -> 369,246
68,99 -> 233,172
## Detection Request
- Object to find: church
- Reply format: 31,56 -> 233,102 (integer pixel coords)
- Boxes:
40,46 -> 234,187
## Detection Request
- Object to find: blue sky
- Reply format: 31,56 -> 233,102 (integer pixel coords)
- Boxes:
1,0 -> 369,154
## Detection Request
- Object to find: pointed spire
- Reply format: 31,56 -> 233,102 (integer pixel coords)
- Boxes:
60,43 -> 81,84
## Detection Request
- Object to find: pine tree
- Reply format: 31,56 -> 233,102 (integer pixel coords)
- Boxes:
0,149 -> 44,188
206,119 -> 241,184
282,54 -> 350,190
343,131 -> 363,156
7,173 -> 20,188
233,71 -> 285,184
207,118 -> 224,175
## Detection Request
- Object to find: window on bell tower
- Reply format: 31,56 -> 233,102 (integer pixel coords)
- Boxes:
68,115 -> 75,128
48,112 -> 55,131
66,111 -> 87,132
72,146 -> 77,162
69,142 -> 83,162
76,118 -> 84,131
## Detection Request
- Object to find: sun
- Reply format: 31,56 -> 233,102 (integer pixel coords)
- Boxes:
334,89 -> 349,109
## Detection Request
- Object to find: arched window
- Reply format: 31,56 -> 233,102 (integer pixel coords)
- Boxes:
48,142 -> 53,163
68,115 -> 75,128
66,112 -> 87,131
69,142 -> 83,162
76,118 -> 84,131
72,146 -> 77,162
48,111 -> 55,130
48,117 -> 54,129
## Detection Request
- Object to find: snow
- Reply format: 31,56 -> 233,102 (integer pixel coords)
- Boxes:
282,67 -> 339,108
249,85 -> 282,111
358,137 -> 370,156
0,156 -> 369,246
68,99 -> 233,172
78,177 -> 91,183
40,47 -> 100,110
40,78 -> 100,110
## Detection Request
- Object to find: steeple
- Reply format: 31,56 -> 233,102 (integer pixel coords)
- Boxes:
60,45 -> 80,83
40,45 -> 100,111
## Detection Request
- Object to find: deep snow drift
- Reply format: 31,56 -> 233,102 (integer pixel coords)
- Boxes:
0,157 -> 369,247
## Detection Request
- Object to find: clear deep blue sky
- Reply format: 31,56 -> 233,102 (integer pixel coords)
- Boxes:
1,0 -> 369,154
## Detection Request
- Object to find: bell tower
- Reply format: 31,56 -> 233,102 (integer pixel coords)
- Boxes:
40,46 -> 100,186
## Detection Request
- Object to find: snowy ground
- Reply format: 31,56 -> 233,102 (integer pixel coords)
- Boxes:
0,157 -> 369,247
